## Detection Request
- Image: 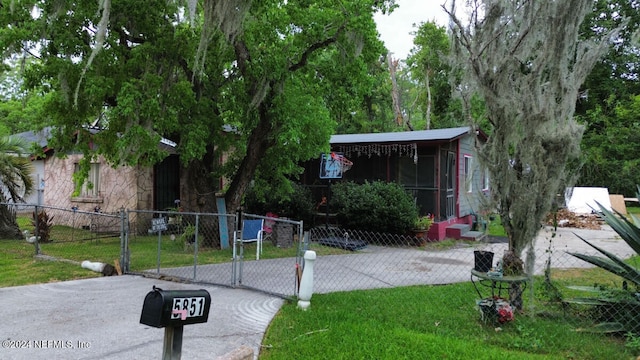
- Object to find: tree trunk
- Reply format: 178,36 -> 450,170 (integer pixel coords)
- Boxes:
224,100 -> 276,214
0,205 -> 22,240
181,144 -> 218,214
425,70 -> 432,130
388,57 -> 404,127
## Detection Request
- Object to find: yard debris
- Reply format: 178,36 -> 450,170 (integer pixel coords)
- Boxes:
81,260 -> 118,276
545,208 -> 602,230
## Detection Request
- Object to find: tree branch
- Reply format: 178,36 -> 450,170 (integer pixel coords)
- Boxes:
289,24 -> 345,72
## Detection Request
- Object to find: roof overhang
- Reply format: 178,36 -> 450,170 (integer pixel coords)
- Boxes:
330,126 -> 473,145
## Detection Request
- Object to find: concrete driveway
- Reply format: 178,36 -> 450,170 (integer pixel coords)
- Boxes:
0,276 -> 283,360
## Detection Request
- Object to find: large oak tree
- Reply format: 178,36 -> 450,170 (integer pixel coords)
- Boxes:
0,0 -> 393,213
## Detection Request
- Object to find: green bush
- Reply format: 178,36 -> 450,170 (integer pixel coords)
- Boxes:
243,182 -> 315,227
330,181 -> 418,234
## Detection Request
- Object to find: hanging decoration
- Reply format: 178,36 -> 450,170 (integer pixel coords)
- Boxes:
336,143 -> 418,164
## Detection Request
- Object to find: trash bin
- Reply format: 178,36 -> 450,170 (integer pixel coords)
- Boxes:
272,222 -> 294,248
474,250 -> 494,273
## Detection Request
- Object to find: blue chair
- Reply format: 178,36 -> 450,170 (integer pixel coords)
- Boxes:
240,219 -> 266,260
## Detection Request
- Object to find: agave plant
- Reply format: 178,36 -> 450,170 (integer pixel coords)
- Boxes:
567,185 -> 640,287
565,185 -> 640,333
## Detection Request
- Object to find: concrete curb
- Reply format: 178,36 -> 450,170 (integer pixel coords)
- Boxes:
216,345 -> 254,360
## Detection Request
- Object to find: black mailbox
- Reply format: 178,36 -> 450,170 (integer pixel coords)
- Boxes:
140,286 -> 211,328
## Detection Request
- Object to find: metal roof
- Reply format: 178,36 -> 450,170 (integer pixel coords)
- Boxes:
12,127 -> 177,153
330,126 -> 472,145
12,128 -> 53,148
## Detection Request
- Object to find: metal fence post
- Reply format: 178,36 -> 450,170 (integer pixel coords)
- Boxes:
121,209 -> 129,273
33,205 -> 40,255
193,214 -> 200,281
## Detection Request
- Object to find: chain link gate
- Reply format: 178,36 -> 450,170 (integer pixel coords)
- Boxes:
125,210 -> 306,299
233,213 -> 306,298
126,209 -> 238,287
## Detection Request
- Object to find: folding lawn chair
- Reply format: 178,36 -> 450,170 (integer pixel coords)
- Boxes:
239,219 -> 266,260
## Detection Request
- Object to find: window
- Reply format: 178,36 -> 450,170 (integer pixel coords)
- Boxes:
482,168 -> 490,191
74,162 -> 100,197
464,155 -> 473,193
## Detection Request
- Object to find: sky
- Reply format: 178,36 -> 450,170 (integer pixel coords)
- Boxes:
374,0 -> 451,60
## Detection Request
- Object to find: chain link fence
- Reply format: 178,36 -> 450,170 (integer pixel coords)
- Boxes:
4,202 -> 637,331
304,225 -> 614,290
126,209 -> 238,287
125,210 -> 306,298
302,224 -> 637,331
3,203 -> 125,271
233,213 -> 306,297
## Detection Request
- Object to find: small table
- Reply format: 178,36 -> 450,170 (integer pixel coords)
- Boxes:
470,269 -> 529,300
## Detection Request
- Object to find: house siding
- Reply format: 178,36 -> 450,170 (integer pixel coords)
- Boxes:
22,159 -> 45,206
457,134 -> 487,219
44,154 -> 151,215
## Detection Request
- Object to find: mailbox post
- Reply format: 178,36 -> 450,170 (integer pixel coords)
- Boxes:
140,286 -> 211,360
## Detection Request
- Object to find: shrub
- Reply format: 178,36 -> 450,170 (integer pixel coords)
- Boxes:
330,181 -> 418,234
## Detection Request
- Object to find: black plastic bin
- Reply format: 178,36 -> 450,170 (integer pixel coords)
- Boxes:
474,250 -> 494,273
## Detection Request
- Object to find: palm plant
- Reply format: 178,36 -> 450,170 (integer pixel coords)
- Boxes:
0,135 -> 34,239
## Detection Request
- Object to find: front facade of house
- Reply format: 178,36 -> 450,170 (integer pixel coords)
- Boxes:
44,153 -> 153,213
301,127 -> 489,241
14,129 -> 180,216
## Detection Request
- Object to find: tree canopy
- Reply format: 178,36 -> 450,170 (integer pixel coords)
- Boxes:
576,0 -> 640,196
406,21 -> 451,130
0,0 -> 395,212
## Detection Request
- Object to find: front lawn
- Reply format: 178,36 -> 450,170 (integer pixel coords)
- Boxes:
261,283 -> 633,359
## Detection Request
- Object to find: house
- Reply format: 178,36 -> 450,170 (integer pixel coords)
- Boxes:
300,126 -> 489,241
3,129 -> 46,206
13,128 -> 180,214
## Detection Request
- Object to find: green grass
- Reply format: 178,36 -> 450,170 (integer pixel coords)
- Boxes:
0,219 -> 352,286
261,283 -> 632,359
627,206 -> 640,215
0,239 -> 101,286
487,214 -> 508,237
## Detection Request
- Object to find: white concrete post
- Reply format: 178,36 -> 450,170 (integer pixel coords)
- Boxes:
297,250 -> 316,310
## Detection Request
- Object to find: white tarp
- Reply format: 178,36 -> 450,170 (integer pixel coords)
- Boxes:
565,187 -> 612,214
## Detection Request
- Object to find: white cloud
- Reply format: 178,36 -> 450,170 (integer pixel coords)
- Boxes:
374,0 -> 451,60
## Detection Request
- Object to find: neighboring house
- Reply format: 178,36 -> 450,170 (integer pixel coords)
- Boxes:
300,126 -> 489,241
13,128 -> 180,215
12,128 -> 49,206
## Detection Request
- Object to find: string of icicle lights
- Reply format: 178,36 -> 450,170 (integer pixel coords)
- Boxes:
335,143 -> 419,164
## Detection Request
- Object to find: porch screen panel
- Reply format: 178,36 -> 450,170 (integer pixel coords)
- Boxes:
398,157 -> 416,186
415,189 -> 437,216
346,156 -> 386,183
370,156 -> 387,181
398,156 -> 435,187
416,156 -> 435,187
